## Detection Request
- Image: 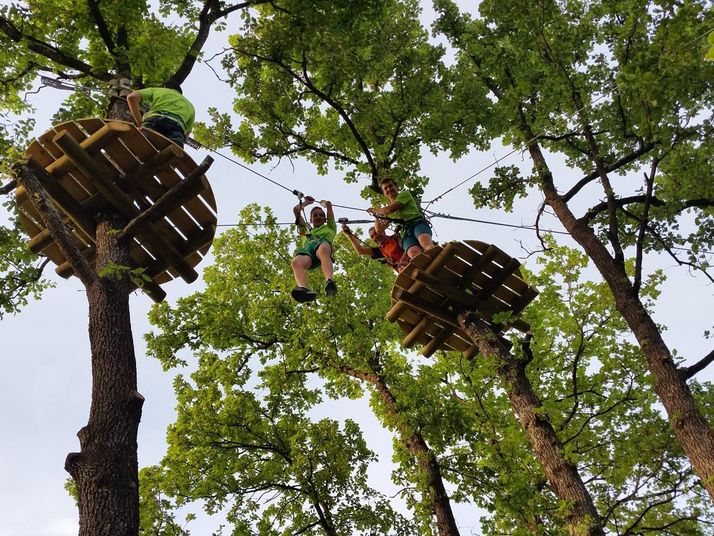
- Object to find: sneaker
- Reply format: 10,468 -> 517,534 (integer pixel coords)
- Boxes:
325,279 -> 337,298
291,286 -> 317,303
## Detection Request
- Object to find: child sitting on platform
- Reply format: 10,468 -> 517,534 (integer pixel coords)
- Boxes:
368,177 -> 434,260
290,196 -> 337,302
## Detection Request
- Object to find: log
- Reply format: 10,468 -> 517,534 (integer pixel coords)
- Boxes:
402,316 -> 431,348
421,325 -> 458,358
118,156 -> 213,242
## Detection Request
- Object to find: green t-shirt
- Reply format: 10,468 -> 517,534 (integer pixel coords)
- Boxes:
138,87 -> 195,134
298,219 -> 337,247
391,190 -> 423,222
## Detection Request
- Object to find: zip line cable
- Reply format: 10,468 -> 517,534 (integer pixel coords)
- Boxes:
30,20 -> 714,258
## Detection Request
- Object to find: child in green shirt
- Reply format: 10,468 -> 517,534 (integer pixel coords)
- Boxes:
291,196 -> 338,302
368,177 -> 434,260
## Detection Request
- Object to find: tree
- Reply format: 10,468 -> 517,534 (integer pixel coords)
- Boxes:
145,207 -> 713,534
0,1 -> 269,534
146,205 -> 459,534
199,0 -> 466,191
433,0 -> 714,501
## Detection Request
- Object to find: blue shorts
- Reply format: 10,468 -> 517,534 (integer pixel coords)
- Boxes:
143,116 -> 186,147
401,220 -> 432,251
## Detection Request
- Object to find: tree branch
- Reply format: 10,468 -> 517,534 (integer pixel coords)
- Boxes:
172,1 -> 272,85
12,161 -> 96,287
563,142 -> 656,202
0,15 -> 112,81
0,178 -> 17,195
680,348 -> 714,380
86,0 -> 116,55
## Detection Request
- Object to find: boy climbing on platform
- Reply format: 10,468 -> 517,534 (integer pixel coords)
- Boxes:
127,80 -> 195,148
291,196 -> 338,303
367,177 -> 434,260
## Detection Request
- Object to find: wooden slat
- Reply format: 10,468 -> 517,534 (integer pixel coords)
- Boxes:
52,131 -> 198,284
402,316 -> 431,348
387,243 -> 456,322
422,325 -> 458,357
124,127 -> 216,226
389,240 -> 539,355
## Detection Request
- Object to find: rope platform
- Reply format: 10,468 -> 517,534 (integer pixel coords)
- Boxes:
15,119 -> 217,301
387,240 -> 538,358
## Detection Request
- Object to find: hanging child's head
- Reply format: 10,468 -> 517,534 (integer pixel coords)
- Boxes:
310,206 -> 326,226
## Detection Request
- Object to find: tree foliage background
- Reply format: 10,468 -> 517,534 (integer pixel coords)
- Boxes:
0,0 -> 713,534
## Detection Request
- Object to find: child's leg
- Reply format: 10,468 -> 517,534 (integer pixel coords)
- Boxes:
291,255 -> 312,287
406,244 -> 422,258
315,243 -> 334,280
414,222 -> 435,250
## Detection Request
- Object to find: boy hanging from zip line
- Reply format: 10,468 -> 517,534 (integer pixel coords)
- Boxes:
367,177 -> 435,260
290,196 -> 338,303
341,219 -> 407,273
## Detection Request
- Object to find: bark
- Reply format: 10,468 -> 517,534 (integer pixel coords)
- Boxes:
526,140 -> 714,503
338,362 -> 459,536
459,314 -> 604,536
14,162 -> 143,535
65,218 -> 143,536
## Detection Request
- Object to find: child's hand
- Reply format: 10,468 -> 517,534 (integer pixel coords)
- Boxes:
341,224 -> 352,234
320,199 -> 332,208
303,196 -> 315,206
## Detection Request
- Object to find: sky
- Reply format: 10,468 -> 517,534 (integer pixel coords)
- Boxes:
0,1 -> 712,535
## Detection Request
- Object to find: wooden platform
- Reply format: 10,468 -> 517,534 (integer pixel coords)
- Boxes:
15,119 -> 217,301
387,240 -> 538,358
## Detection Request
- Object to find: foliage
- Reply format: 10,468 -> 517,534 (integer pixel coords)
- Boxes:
0,223 -> 53,319
144,204 -> 713,534
201,0 -> 457,192
433,0 -> 714,273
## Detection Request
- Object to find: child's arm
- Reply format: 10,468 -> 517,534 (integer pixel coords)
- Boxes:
322,199 -> 335,222
368,199 -> 404,217
342,224 -> 374,257
293,196 -> 315,228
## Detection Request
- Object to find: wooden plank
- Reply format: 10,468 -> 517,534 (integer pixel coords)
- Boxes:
387,243 -> 456,322
23,141 -> 92,205
52,131 -> 198,283
443,331 -> 472,353
422,325 -> 458,357
143,129 -> 218,212
119,156 -> 214,242
39,125 -> 98,198
27,157 -> 97,244
402,316 -> 431,348
101,135 -> 201,237
121,127 -> 216,226
475,257 -> 521,301
393,290 -> 459,329
46,122 -> 132,176
55,245 -> 96,279
462,345 -> 479,360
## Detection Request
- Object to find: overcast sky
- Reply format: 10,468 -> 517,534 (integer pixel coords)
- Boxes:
1,2 -> 712,535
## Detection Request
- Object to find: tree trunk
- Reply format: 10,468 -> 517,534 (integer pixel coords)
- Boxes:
543,184 -> 714,502
459,314 -> 604,536
338,362 -> 460,536
515,119 -> 714,502
63,218 -> 143,536
15,89 -> 145,535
